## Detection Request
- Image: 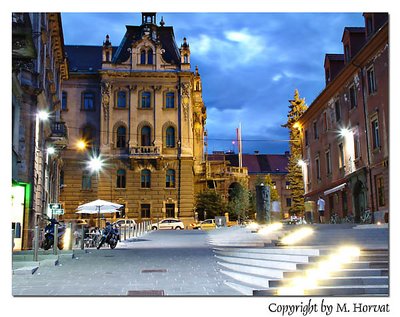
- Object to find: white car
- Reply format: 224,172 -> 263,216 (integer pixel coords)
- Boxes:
115,219 -> 136,229
152,218 -> 184,230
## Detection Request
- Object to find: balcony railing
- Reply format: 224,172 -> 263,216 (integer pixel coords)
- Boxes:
47,121 -> 68,148
129,146 -> 160,157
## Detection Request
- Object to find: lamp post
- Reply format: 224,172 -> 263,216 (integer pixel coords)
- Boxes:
87,155 -> 104,227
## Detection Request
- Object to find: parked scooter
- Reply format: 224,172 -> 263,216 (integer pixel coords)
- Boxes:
41,218 -> 66,250
96,222 -> 120,249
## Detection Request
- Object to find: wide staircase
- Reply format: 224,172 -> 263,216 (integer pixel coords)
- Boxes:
208,226 -> 389,296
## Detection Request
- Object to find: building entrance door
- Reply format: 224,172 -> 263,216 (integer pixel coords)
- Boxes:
353,180 -> 366,223
166,203 -> 175,218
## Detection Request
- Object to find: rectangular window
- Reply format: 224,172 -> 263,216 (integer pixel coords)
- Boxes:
349,85 -> 357,109
141,91 -> 151,108
367,66 -> 377,95
117,91 -> 127,108
315,157 -> 321,180
344,44 -> 351,62
82,171 -> 91,190
354,129 -> 361,159
376,175 -> 385,207
323,112 -> 328,132
116,169 -> 126,188
61,91 -> 67,111
371,118 -> 380,149
166,92 -> 175,109
335,100 -> 341,122
272,181 -> 276,189
141,204 -> 151,218
166,203 -> 175,218
285,181 -> 290,190
286,198 -> 292,207
325,149 -> 332,175
83,92 -> 95,111
338,143 -> 345,168
313,121 -> 318,140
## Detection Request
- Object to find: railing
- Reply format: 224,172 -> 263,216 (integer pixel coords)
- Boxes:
129,146 -> 160,157
50,121 -> 67,138
226,166 -> 248,175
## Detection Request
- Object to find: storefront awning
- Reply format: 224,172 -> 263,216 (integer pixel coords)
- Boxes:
324,183 -> 346,196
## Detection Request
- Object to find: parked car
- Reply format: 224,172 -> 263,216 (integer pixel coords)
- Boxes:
191,219 -> 216,230
151,218 -> 184,230
116,219 -> 136,229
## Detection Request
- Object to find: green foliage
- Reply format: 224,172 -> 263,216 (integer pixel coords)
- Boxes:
227,183 -> 250,221
195,189 -> 226,220
283,89 -> 308,216
254,174 -> 280,202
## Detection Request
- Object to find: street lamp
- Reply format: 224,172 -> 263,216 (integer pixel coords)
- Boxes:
76,139 -> 87,151
87,155 -> 104,173
37,110 -> 50,121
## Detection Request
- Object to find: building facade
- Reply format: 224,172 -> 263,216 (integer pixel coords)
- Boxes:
297,13 -> 388,223
12,13 -> 68,249
59,13 -> 206,227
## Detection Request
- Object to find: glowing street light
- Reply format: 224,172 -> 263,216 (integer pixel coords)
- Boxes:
46,146 -> 55,155
37,110 -> 50,121
87,155 -> 104,173
76,139 -> 87,151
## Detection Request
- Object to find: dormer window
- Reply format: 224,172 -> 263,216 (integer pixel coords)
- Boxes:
344,44 -> 350,62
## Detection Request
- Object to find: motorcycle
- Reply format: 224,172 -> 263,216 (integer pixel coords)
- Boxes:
96,222 -> 120,249
41,218 -> 66,250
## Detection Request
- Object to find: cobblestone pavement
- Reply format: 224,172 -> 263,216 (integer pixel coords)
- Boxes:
12,230 -> 241,296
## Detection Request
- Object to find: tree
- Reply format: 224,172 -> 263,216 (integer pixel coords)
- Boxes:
195,189 -> 226,220
282,89 -> 308,216
228,183 -> 250,221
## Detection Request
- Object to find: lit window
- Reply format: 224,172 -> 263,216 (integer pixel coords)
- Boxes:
338,143 -> 345,168
166,169 -> 176,188
141,169 -> 151,188
354,129 -> 361,158
285,182 -> 290,190
116,169 -> 126,188
376,175 -> 385,207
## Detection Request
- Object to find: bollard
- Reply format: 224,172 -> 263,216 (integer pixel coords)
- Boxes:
124,224 -> 127,241
53,224 -> 58,255
33,226 -> 39,261
67,223 -> 73,250
80,226 -> 85,250
12,229 -> 15,252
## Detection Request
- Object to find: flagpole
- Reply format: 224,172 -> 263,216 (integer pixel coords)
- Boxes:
238,123 -> 243,168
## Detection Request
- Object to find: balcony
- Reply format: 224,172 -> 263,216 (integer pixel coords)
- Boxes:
129,146 -> 160,159
47,121 -> 68,148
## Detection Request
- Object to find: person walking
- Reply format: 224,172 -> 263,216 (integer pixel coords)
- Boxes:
317,196 -> 326,224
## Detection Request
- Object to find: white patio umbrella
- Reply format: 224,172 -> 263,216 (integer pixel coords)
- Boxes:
76,199 -> 123,227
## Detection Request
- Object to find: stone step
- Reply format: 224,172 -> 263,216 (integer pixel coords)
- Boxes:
269,276 -> 388,288
215,255 -> 298,270
214,250 -> 311,263
297,261 -> 388,270
12,266 -> 39,275
284,268 -> 388,278
253,285 -> 389,296
209,242 -> 266,247
213,247 -> 324,256
220,269 -> 272,289
12,258 -> 58,269
223,281 -> 255,296
218,261 -> 286,279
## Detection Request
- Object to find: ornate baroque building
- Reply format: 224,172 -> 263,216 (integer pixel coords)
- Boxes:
60,13 -> 206,227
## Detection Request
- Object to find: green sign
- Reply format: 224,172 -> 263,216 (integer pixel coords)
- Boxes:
52,209 -> 64,215
49,203 -> 62,210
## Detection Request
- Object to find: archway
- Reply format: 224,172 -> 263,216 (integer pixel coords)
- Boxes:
352,180 -> 366,223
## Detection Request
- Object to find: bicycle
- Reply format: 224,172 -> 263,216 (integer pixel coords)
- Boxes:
343,214 -> 355,223
330,213 -> 341,224
361,210 -> 372,224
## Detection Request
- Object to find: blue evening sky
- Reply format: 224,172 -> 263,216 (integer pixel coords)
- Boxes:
61,12 -> 365,154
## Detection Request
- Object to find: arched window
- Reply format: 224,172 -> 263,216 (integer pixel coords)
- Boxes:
141,169 -> 151,188
116,169 -> 126,188
166,92 -> 175,109
140,50 -> 146,64
141,126 -> 151,146
116,126 -> 126,148
147,48 -> 153,64
166,169 -> 176,188
141,91 -> 151,108
166,126 -> 175,148
117,91 -> 126,108
184,54 -> 188,63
